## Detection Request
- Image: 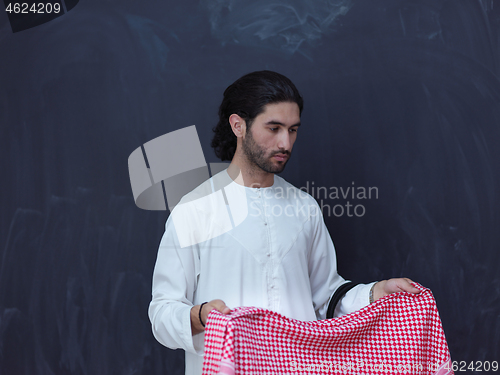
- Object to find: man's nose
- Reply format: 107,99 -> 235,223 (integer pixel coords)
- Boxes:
276,131 -> 291,151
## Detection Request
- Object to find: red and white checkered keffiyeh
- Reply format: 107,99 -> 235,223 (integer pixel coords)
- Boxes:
202,284 -> 453,375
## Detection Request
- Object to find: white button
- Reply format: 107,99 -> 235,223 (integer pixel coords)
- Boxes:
267,253 -> 270,257
264,222 -> 267,226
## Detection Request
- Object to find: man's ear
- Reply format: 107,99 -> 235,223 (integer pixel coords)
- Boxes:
229,114 -> 246,138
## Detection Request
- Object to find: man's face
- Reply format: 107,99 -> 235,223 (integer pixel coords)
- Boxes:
241,102 -> 301,174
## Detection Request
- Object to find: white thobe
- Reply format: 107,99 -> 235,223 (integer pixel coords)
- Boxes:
148,169 -> 374,375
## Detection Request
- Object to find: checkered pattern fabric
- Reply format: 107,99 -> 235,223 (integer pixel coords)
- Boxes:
202,284 -> 453,375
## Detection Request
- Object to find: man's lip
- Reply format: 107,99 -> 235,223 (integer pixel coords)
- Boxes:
274,153 -> 288,160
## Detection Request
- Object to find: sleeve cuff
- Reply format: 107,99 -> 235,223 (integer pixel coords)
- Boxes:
180,304 -> 204,356
334,282 -> 377,317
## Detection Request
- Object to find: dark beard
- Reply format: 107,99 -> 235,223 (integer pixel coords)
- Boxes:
242,128 -> 289,174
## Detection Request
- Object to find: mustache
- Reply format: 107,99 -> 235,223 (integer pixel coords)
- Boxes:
272,151 -> 290,156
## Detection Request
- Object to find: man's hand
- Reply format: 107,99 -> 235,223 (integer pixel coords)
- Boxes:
372,278 -> 420,302
190,299 -> 231,335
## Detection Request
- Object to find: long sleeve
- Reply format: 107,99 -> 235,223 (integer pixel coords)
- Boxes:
148,213 -> 202,355
334,282 -> 376,316
306,201 -> 372,319
306,202 -> 344,320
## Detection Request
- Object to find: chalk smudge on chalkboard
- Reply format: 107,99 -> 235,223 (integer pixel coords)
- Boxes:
125,15 -> 172,76
203,0 -> 352,56
0,193 -> 174,373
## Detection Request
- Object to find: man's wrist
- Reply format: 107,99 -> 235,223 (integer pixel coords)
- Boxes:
372,280 -> 387,302
190,305 -> 204,335
199,302 -> 207,327
369,282 -> 376,304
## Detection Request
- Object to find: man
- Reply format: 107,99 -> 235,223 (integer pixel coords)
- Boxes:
148,71 -> 420,375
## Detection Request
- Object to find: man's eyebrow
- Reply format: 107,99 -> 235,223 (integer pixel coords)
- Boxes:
265,120 -> 301,127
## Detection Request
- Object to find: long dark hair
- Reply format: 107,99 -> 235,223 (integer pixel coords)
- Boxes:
211,70 -> 303,161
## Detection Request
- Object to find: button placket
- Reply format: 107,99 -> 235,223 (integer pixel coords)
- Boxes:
261,188 -> 274,306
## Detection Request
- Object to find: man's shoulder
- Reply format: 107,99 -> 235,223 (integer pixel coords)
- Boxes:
166,169 -> 235,247
274,175 -> 319,206
175,169 -> 231,206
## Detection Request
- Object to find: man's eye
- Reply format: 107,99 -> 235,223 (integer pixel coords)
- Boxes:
289,128 -> 297,133
269,127 -> 278,131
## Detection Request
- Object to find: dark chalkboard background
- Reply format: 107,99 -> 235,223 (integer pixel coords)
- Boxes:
1,0 -> 499,374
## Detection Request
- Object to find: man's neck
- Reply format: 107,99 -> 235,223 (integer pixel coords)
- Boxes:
227,155 -> 274,188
